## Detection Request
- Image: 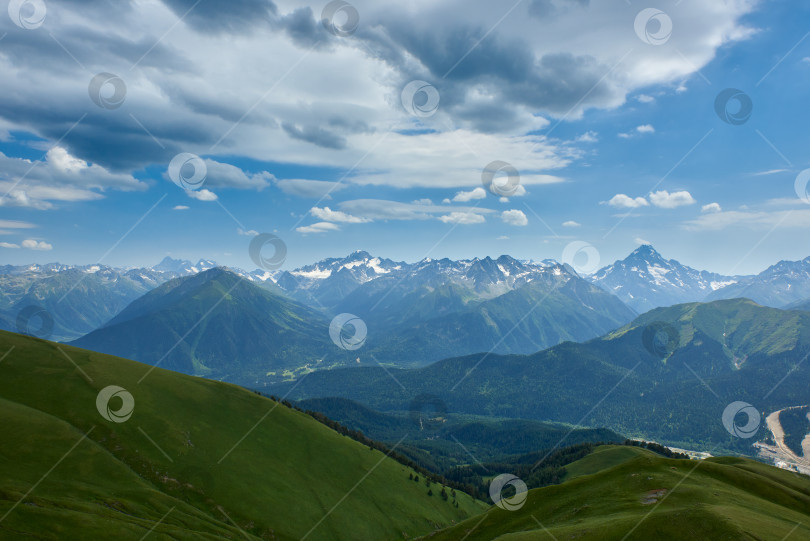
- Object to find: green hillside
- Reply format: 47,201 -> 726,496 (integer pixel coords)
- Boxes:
427,446 -> 810,540
0,330 -> 484,540
71,268 -> 343,385
280,298 -> 810,452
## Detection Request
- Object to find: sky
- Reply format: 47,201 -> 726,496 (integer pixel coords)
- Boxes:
0,0 -> 809,276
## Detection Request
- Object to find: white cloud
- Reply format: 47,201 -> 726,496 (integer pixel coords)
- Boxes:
296,222 -> 341,234
562,220 -> 581,227
237,228 -> 259,236
310,206 -> 370,223
0,242 -> 20,249
501,209 -> 528,226
337,199 -> 492,222
497,235 -> 510,240
275,179 -> 345,199
438,212 -> 487,225
684,209 -> 810,231
605,194 -> 649,208
187,189 -> 218,201
21,239 -> 52,250
0,148 -> 144,209
637,94 -> 655,103
635,237 -> 651,245
577,131 -> 599,143
173,205 -> 190,210
0,219 -> 36,230
202,160 -> 272,190
636,124 -> 655,134
452,187 -> 487,202
412,198 -> 432,205
649,190 -> 696,209
701,202 -> 722,213
752,169 -> 789,176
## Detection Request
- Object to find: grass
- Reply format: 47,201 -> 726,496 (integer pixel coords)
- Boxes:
425,445 -> 810,540
0,330 -> 485,540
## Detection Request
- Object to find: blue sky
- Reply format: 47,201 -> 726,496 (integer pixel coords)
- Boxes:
1,0 -> 809,275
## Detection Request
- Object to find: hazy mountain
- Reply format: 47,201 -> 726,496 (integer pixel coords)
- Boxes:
706,256 -> 810,307
591,244 -> 740,312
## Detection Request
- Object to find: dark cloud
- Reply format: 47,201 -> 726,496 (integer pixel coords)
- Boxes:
281,122 -> 346,150
160,0 -> 277,33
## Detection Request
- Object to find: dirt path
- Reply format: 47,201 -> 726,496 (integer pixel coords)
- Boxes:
765,407 -> 810,468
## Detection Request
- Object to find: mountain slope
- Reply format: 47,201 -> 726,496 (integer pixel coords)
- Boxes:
278,298 -> 810,452
591,244 -> 740,312
427,445 -> 810,540
0,330 -> 484,539
71,268 -> 338,384
707,256 -> 810,307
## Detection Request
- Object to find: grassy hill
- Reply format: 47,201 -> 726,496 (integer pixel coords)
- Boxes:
0,330 -> 484,540
426,445 -> 810,540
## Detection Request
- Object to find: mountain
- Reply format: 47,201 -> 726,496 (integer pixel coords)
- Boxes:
276,298 -> 810,453
0,263 -> 170,341
0,330 -> 484,539
357,265 -> 636,365
591,244 -> 740,313
152,256 -> 217,275
430,445 -> 810,540
706,256 -> 810,307
71,268 -> 340,385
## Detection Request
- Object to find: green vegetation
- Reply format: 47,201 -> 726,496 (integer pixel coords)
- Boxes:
281,298 -> 810,453
779,407 -> 810,457
0,330 -> 484,539
426,446 -> 810,540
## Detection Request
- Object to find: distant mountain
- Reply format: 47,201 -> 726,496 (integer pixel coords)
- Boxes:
356,262 -> 636,365
591,244 -> 740,313
0,263 -> 171,341
71,268 -> 339,384
277,298 -> 810,452
272,250 -> 406,308
152,256 -> 217,275
706,256 -> 810,307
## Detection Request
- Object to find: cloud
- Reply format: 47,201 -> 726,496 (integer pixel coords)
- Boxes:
637,94 -> 655,103
497,235 -> 509,240
562,220 -> 581,227
21,239 -> 52,250
605,194 -> 649,208
452,187 -> 487,202
202,160 -> 272,190
438,212 -> 487,225
412,198 -> 432,205
310,207 -> 370,223
501,209 -> 528,226
618,124 -> 654,138
296,222 -> 341,234
0,0 -> 758,203
237,228 -> 259,236
0,148 -> 145,209
701,202 -> 722,213
173,205 -> 190,210
337,199 -> 492,222
752,169 -> 789,176
0,242 -> 20,249
0,219 -> 36,230
275,179 -> 345,199
187,189 -> 218,201
576,131 -> 598,143
683,210 -> 810,231
649,190 -> 696,209
635,237 -> 651,245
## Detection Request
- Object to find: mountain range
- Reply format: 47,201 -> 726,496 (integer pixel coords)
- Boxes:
277,297 -> 810,453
